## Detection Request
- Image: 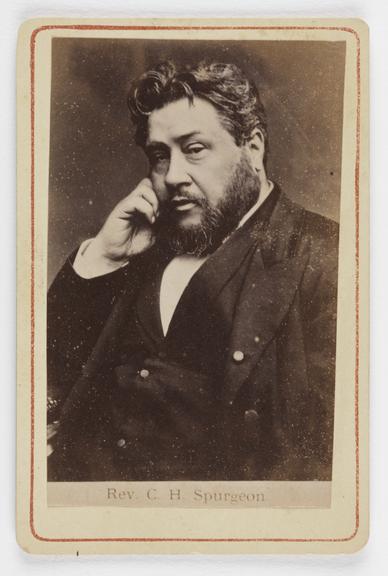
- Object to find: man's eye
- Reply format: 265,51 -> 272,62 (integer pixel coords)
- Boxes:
184,144 -> 206,156
150,151 -> 169,164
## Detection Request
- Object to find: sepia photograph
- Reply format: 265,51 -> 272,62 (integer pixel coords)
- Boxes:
46,36 -> 343,483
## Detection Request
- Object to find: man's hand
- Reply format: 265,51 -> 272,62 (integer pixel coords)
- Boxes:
78,179 -> 160,276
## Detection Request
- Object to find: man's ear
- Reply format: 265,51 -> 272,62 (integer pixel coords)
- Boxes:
245,128 -> 266,173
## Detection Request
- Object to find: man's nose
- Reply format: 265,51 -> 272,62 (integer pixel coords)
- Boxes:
165,150 -> 191,189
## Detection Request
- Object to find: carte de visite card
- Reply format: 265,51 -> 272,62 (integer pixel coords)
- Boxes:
16,17 -> 369,554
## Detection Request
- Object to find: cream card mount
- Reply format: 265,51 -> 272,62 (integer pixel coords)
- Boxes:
16,17 -> 369,554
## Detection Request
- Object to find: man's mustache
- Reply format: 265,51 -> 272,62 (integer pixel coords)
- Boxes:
161,191 -> 207,212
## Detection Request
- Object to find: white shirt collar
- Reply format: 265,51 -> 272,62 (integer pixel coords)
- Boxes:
237,180 -> 274,229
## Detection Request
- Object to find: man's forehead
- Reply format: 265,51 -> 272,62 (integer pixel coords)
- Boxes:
147,97 -> 227,144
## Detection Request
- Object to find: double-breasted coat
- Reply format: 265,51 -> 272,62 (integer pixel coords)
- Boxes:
47,187 -> 339,482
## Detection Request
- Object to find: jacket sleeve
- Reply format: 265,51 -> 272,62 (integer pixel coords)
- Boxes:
265,211 -> 339,481
47,251 -> 130,423
297,215 -> 339,479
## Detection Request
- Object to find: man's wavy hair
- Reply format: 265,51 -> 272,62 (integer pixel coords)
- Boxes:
128,60 -> 268,157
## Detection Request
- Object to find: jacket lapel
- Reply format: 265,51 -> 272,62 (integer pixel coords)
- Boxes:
223,249 -> 308,404
223,191 -> 308,404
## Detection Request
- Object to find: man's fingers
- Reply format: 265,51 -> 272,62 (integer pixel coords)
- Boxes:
121,197 -> 156,225
118,179 -> 159,220
139,185 -> 159,217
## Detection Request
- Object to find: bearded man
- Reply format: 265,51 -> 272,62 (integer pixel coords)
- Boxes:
47,61 -> 339,482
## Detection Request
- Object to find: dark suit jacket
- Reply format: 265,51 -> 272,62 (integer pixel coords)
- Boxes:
47,189 -> 339,481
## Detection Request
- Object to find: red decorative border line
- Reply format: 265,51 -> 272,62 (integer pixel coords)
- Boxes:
29,24 -> 361,544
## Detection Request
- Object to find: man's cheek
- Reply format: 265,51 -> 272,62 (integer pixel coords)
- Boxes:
193,176 -> 223,209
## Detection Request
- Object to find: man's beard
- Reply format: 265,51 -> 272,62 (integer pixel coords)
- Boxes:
156,155 -> 261,257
